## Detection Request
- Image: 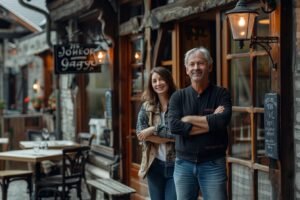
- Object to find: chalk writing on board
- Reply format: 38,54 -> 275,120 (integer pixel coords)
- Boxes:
264,93 -> 279,160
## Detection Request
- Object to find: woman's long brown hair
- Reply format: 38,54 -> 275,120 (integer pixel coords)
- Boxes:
142,67 -> 177,105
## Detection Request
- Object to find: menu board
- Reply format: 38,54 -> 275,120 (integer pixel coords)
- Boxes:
264,93 -> 279,159
54,44 -> 101,74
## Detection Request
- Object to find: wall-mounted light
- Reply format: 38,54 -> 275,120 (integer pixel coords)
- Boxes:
96,49 -> 107,64
32,79 -> 39,93
225,0 -> 279,70
134,50 -> 142,63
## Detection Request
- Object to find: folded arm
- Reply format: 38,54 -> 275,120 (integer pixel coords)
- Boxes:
136,104 -> 175,144
181,106 -> 224,135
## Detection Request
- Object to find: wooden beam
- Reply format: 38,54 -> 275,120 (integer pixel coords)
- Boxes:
119,17 -> 141,36
152,28 -> 164,68
151,0 -> 236,25
48,0 -> 94,21
0,30 -> 28,38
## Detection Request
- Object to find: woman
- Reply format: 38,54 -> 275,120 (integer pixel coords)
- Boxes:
136,67 -> 177,200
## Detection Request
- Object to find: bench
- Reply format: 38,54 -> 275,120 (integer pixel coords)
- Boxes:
85,145 -> 135,199
85,145 -> 120,179
87,178 -> 136,200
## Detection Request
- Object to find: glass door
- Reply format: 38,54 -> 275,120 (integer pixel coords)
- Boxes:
130,34 -> 145,166
222,6 -> 280,200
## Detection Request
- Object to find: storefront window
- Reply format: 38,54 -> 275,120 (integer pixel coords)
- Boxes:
87,64 -> 111,118
86,63 -> 112,147
130,35 -> 145,164
231,163 -> 253,199
223,4 -> 278,199
255,56 -> 271,107
230,58 -> 251,107
230,112 -> 251,159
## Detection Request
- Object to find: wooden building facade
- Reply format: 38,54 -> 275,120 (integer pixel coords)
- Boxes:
44,0 -> 298,199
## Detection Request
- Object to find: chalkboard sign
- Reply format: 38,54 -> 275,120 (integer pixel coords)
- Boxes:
54,44 -> 101,74
264,93 -> 279,159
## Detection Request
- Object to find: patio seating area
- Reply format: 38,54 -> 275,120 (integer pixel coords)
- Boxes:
0,179 -> 91,200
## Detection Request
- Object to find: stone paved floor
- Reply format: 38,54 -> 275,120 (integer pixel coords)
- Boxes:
1,180 -> 91,200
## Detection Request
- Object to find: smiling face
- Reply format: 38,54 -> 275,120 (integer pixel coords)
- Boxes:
185,51 -> 212,84
151,72 -> 169,96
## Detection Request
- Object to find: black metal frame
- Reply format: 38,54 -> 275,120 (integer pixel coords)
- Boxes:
250,36 -> 279,70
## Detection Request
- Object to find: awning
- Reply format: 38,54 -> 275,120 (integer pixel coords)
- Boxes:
4,31 -> 56,68
18,31 -> 56,56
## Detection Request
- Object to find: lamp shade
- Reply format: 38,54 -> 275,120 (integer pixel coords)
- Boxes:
93,49 -> 108,65
226,0 -> 258,40
134,50 -> 142,63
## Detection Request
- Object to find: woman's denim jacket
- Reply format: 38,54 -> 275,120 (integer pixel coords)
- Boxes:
136,101 -> 176,178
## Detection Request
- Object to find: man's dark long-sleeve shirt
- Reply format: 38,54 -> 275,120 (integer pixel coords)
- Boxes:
168,84 -> 232,163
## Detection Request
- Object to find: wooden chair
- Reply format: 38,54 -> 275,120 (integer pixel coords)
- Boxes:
26,129 -> 43,141
36,146 -> 90,200
77,133 -> 96,194
0,138 -> 33,200
78,132 -> 96,146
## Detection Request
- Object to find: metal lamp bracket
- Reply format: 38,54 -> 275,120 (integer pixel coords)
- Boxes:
250,36 -> 279,70
260,0 -> 276,14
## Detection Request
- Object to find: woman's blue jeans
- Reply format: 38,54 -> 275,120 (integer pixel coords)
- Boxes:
146,158 -> 176,200
174,157 -> 227,200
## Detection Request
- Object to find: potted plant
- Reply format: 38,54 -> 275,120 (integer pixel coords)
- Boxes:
31,96 -> 43,111
47,92 -> 56,113
24,96 -> 43,112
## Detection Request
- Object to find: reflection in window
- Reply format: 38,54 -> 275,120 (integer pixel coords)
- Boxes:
230,58 -> 251,106
232,164 -> 253,199
258,171 -> 273,200
230,112 -> 251,160
87,64 -> 111,118
131,38 -> 144,64
131,67 -> 144,96
256,113 -> 270,166
255,56 -> 271,107
254,12 -> 270,51
131,101 -> 141,129
256,14 -> 270,37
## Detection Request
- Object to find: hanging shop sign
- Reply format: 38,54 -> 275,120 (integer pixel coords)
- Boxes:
264,93 -> 279,159
54,43 -> 101,74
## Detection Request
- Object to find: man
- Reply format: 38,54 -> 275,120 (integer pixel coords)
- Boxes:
168,47 -> 232,200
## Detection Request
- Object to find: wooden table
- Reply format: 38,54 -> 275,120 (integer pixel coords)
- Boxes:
19,140 -> 79,149
0,149 -> 62,163
0,149 -> 63,198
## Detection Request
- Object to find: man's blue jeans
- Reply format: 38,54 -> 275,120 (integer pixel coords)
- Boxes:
174,157 -> 227,200
146,158 -> 176,200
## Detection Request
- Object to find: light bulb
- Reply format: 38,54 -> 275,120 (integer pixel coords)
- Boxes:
98,52 -> 104,59
135,52 -> 140,60
238,17 -> 246,27
97,51 -> 106,63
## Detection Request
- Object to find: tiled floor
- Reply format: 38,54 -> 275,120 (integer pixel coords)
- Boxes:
0,180 -> 91,200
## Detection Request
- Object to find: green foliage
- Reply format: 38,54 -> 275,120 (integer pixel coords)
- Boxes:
0,100 -> 5,109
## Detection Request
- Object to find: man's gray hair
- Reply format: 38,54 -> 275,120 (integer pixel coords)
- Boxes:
184,47 -> 213,67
